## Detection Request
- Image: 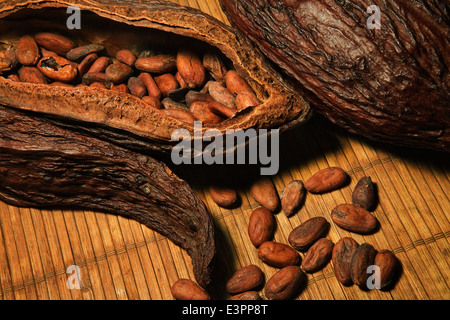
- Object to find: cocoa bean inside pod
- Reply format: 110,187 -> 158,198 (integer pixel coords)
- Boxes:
0,0 -> 310,157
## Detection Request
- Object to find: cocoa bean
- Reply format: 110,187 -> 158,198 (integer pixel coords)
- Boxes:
134,54 -> 177,73
350,243 -> 377,288
332,237 -> 359,286
66,43 -> 104,61
190,101 -> 224,124
331,204 -> 379,234
170,279 -> 210,300
258,241 -> 300,268
203,51 -> 227,82
16,35 -> 40,66
138,72 -> 162,99
185,90 -> 215,107
37,56 -> 78,83
176,49 -> 206,89
248,207 -> 275,248
288,217 -> 330,252
225,70 -> 254,95
87,56 -> 111,74
116,49 -> 137,67
281,180 -> 306,217
302,238 -> 334,273
18,66 -> 46,84
250,177 -> 280,212
81,72 -> 110,86
208,81 -> 236,109
34,32 -> 77,56
142,96 -> 162,109
110,83 -> 130,94
77,53 -> 99,77
236,92 -> 260,110
105,61 -> 133,84
229,291 -> 261,300
208,100 -> 237,118
127,77 -> 147,98
225,265 -> 264,294
352,176 -> 378,211
209,184 -> 238,208
265,266 -> 306,300
374,250 -> 399,289
304,167 -> 349,193
154,73 -> 179,97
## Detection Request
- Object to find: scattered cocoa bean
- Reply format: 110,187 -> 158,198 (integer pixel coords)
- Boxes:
18,66 -> 46,84
208,81 -> 236,109
16,35 -> 40,66
138,72 -> 162,99
37,56 -> 78,82
176,49 -> 206,88
374,250 -> 399,289
134,54 -> 177,73
190,101 -> 224,124
301,238 -> 334,273
281,180 -> 306,217
248,207 -> 275,248
105,61 -> 133,84
331,203 -> 379,234
352,176 -> 378,211
170,278 -> 210,300
332,237 -> 359,286
203,51 -> 227,82
34,32 -> 77,56
258,241 -> 300,268
66,43 -> 104,61
87,56 -> 111,73
250,177 -> 280,212
288,217 -> 330,251
209,184 -> 238,208
116,49 -> 137,67
225,265 -> 264,294
127,76 -> 147,98
304,167 -> 349,193
225,70 -> 254,95
350,243 -> 377,288
265,266 -> 306,300
154,73 -> 179,97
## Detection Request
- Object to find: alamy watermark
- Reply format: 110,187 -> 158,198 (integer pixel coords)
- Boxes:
171,121 -> 280,175
367,5 -> 381,30
66,5 -> 81,30
66,264 -> 81,289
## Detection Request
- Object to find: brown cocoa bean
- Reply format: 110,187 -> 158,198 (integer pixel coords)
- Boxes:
37,56 -> 78,83
17,35 -> 40,66
116,49 -> 137,67
162,97 -> 188,111
225,265 -> 264,294
229,291 -> 261,300
288,217 -> 330,252
170,278 -> 210,300
189,101 -> 224,124
127,77 -> 147,98
281,180 -> 306,217
154,73 -> 179,97
332,237 -> 359,286
138,72 -> 162,100
265,266 -> 306,300
350,243 -> 377,288
236,92 -> 261,110
176,49 -> 206,89
331,203 -> 379,234
352,176 -> 378,211
18,66 -> 46,84
110,83 -> 130,94
142,96 -> 162,109
168,87 -> 190,102
66,43 -> 104,61
250,177 -> 280,212
301,238 -> 333,273
209,184 -> 238,208
163,109 -> 196,125
81,72 -> 110,86
134,54 -> 176,73
105,61 -> 133,84
225,70 -> 254,95
77,53 -> 99,77
34,32 -> 77,56
304,167 -> 349,193
208,81 -> 236,109
258,241 -> 300,268
248,207 -> 275,248
374,250 -> 399,289
208,100 -> 237,118
89,82 -> 107,89
0,44 -> 17,72
87,56 -> 111,74
185,90 -> 215,107
203,51 -> 227,83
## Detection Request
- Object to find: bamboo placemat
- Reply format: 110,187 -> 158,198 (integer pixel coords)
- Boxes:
0,0 -> 448,300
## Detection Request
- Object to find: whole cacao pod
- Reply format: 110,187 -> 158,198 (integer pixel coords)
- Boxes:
220,0 -> 450,152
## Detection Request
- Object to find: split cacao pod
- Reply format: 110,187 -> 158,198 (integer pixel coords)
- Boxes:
220,0 -> 450,152
0,0 -> 310,157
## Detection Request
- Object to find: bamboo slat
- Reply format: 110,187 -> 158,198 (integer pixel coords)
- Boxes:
0,0 -> 448,300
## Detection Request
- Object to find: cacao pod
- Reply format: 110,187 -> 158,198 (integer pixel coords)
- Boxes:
220,0 -> 450,152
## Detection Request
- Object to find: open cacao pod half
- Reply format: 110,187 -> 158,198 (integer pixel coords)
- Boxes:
220,0 -> 450,152
0,0 -> 310,157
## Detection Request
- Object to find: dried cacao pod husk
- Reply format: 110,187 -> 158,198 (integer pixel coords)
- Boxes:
0,0 -> 310,157
0,105 -> 216,289
220,0 -> 450,152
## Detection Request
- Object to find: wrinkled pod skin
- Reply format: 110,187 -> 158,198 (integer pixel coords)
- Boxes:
0,0 -> 310,158
0,105 -> 216,289
220,0 -> 450,152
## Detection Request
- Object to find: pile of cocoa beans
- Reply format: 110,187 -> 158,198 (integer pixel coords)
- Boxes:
171,167 -> 400,300
0,33 -> 260,125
